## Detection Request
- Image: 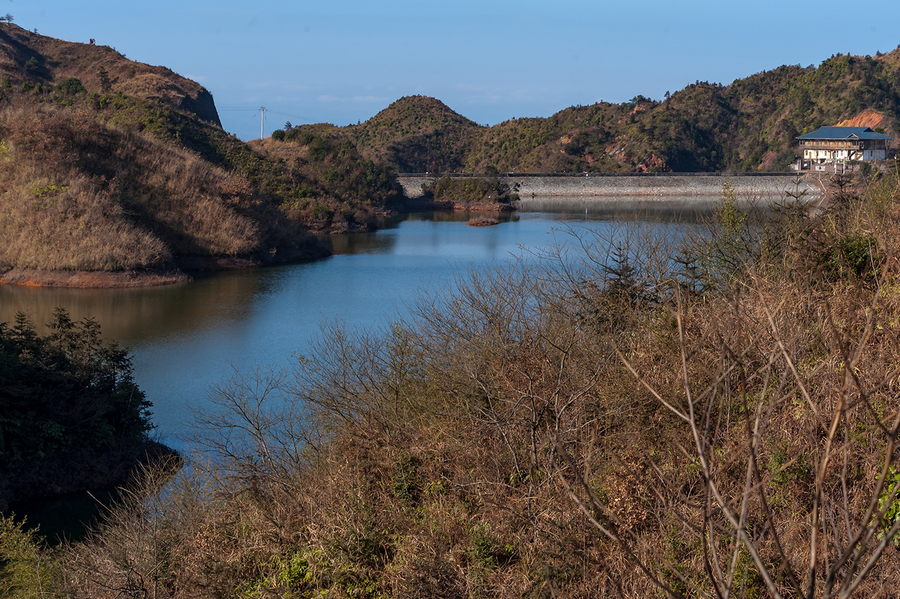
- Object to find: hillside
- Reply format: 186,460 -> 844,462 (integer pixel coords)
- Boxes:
344,96 -> 483,172
0,23 -> 219,125
0,23 -> 404,283
287,48 -> 900,173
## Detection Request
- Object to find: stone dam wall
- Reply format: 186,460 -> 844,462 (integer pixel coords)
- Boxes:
398,173 -> 825,209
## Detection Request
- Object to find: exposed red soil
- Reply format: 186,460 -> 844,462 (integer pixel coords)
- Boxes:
835,110 -> 886,129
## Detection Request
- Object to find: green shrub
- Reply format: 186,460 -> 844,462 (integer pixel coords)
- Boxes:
54,77 -> 86,96
825,233 -> 878,279
876,466 -> 900,547
0,516 -> 54,597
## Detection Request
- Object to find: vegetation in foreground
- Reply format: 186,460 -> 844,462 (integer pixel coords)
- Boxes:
0,309 -> 160,509
5,164 -> 899,598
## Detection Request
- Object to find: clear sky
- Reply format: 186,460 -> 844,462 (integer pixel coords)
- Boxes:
9,1 -> 900,139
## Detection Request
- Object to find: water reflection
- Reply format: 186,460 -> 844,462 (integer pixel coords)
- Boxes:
516,194 -> 763,219
0,269 -> 282,349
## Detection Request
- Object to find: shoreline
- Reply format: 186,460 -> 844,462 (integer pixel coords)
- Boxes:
0,268 -> 191,288
0,244 -> 332,289
0,173 -> 818,289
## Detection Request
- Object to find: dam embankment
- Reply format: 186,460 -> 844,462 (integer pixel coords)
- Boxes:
398,173 -> 825,209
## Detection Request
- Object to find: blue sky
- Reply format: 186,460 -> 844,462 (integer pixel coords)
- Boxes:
10,1 -> 900,139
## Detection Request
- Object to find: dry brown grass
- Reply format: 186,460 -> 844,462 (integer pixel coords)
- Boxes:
0,101 -> 316,271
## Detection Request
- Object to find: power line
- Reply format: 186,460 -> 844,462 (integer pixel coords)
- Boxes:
235,109 -> 261,138
265,108 -> 319,125
219,107 -> 318,124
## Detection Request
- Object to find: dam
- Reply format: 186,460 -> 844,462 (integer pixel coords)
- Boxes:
398,172 -> 826,211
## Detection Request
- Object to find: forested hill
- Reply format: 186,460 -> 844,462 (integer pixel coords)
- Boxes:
285,48 -> 900,173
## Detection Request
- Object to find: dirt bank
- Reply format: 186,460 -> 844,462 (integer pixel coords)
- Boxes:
0,242 -> 332,288
0,268 -> 191,288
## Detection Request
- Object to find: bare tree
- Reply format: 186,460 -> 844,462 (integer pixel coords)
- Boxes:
556,274 -> 900,598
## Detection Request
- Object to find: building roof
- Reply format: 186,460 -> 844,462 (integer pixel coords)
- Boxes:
797,126 -> 892,141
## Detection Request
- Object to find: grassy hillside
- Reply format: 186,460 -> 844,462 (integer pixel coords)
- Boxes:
0,23 -> 408,276
0,98 -> 323,272
296,48 -> 900,174
0,23 -> 220,125
276,96 -> 484,174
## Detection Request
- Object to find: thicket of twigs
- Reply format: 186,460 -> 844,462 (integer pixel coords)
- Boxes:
8,169 -> 900,598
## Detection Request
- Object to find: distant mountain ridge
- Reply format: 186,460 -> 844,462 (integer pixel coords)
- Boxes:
3,21 -> 899,281
289,48 -> 900,173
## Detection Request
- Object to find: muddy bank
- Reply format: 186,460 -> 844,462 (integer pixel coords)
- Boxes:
0,268 -> 190,288
0,241 -> 332,289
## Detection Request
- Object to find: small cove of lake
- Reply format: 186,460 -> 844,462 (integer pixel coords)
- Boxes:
0,205 -> 710,448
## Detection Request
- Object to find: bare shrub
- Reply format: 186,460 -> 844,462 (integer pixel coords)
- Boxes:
52,179 -> 900,598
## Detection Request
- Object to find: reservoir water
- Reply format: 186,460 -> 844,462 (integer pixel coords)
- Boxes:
0,206 -> 706,448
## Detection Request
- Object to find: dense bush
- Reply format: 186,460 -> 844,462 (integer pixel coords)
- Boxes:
0,309 -> 152,505
54,77 -> 86,96
422,176 -> 517,204
256,132 -> 403,232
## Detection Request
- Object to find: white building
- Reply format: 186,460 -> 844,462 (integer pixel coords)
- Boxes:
797,126 -> 892,166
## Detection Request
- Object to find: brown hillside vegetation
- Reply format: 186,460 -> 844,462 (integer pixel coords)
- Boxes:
248,136 -> 404,233
344,95 -> 483,173
18,170 -> 898,597
0,23 -> 220,125
0,23 -> 409,280
0,100 -> 322,273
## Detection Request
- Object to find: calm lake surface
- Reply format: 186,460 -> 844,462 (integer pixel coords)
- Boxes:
0,205 -> 706,448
